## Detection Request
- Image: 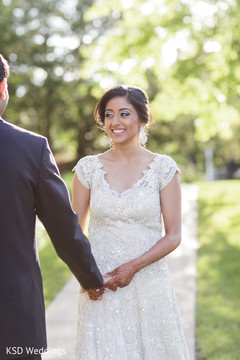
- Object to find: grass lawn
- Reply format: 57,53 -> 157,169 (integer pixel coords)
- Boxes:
38,171 -> 74,307
197,180 -> 240,359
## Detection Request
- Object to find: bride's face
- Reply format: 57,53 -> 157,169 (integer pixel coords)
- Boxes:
104,96 -> 141,146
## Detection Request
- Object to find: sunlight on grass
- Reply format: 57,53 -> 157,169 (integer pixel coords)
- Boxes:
196,180 -> 240,360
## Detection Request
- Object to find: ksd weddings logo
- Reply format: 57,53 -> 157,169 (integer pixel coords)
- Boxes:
5,346 -> 66,357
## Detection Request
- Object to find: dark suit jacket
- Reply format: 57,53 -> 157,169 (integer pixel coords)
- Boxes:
0,118 -> 103,359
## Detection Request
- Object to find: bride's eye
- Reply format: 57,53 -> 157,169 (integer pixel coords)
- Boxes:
105,112 -> 113,118
121,112 -> 130,117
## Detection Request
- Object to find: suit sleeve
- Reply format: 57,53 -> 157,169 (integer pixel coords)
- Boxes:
35,138 -> 103,290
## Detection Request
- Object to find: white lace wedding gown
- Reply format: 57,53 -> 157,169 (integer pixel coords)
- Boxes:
74,154 -> 190,360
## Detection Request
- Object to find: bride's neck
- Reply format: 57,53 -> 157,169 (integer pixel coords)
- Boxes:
110,143 -> 144,163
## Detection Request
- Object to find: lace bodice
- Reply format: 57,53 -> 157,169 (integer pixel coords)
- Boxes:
74,154 -> 189,360
75,154 -> 180,272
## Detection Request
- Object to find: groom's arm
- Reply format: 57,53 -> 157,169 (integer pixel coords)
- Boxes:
35,137 -> 103,290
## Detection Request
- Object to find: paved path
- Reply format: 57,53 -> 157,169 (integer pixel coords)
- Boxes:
168,184 -> 199,360
43,184 -> 199,360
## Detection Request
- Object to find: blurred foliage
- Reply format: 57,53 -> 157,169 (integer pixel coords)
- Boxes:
0,0 -> 116,155
1,0 -> 240,180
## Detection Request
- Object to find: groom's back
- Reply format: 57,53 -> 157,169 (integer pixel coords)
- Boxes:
0,118 -> 47,358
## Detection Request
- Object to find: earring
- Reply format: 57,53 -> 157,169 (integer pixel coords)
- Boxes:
139,126 -> 147,146
108,136 -> 113,148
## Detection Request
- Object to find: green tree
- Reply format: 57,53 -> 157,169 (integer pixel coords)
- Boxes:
0,0 -> 116,158
1,0 -> 240,176
80,0 -> 240,177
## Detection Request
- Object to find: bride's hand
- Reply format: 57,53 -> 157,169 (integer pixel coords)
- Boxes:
105,262 -> 136,291
103,274 -> 112,286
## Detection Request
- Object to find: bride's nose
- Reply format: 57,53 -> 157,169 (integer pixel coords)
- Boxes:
112,114 -> 120,125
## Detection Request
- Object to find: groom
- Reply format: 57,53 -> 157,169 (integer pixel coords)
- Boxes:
0,54 -> 106,360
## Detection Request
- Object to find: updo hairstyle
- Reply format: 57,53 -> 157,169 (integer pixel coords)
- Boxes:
94,85 -> 151,126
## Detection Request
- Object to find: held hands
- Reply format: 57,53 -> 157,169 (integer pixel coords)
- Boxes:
81,262 -> 136,300
105,262 -> 136,292
80,274 -> 112,301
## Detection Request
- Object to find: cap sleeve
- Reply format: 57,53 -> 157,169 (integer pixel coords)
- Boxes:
159,155 -> 180,191
73,157 -> 91,190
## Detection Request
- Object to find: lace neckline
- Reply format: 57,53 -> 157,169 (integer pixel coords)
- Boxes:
96,154 -> 159,196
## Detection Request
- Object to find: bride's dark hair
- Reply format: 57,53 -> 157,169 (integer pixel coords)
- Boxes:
94,85 -> 152,125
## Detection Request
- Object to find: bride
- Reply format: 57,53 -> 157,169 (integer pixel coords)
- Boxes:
72,85 -> 190,359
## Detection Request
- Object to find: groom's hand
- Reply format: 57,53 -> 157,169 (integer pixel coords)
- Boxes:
85,287 -> 104,300
81,274 -> 112,300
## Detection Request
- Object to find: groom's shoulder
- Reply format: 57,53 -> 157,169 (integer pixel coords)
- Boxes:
1,119 -> 46,146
